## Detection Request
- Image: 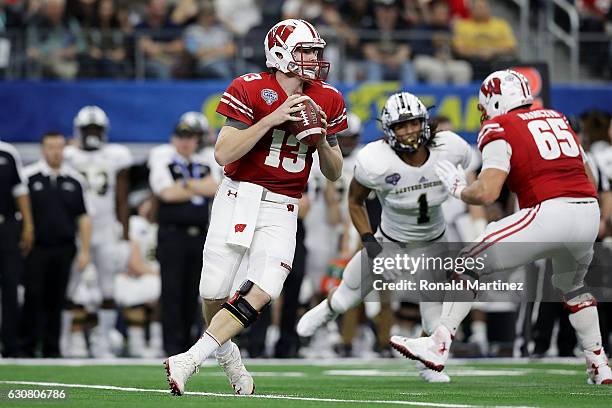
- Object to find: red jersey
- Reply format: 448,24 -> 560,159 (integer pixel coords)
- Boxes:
216,72 -> 348,198
477,107 -> 596,209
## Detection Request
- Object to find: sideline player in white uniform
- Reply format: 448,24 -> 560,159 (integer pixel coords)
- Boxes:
297,92 -> 471,382
114,196 -> 163,358
390,70 -> 612,385
64,105 -> 133,357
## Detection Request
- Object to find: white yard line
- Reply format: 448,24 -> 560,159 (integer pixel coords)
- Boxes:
0,380 -> 537,408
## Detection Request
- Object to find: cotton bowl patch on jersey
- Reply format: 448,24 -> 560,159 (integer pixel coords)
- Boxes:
261,89 -> 279,105
385,173 -> 401,185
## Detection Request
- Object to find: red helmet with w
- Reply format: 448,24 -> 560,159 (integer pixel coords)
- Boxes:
264,19 -> 330,81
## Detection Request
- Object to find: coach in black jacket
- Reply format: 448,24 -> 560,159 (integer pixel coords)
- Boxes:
21,132 -> 92,357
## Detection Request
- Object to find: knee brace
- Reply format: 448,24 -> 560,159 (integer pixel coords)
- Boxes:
221,280 -> 261,328
563,287 -> 597,313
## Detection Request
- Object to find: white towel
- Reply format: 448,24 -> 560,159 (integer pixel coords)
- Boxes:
226,181 -> 263,249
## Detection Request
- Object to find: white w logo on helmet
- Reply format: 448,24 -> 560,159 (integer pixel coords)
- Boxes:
264,19 -> 330,81
478,70 -> 534,121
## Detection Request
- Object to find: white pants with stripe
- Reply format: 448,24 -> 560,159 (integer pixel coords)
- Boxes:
464,197 -> 599,293
199,177 -> 299,300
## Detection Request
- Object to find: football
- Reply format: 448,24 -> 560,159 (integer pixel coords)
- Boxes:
286,97 -> 324,146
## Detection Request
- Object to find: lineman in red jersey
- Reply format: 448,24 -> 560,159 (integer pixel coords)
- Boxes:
164,19 -> 347,396
390,70 -> 612,385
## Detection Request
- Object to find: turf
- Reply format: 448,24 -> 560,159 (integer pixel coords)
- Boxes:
1,360 -> 611,407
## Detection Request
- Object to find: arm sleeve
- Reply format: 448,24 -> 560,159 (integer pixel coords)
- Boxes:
225,117 -> 249,130
149,158 -> 176,195
481,139 -> 512,173
216,77 -> 255,125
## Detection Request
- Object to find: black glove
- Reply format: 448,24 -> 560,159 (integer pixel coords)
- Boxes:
361,233 -> 383,259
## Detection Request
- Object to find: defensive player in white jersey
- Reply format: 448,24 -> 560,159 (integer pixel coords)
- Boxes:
64,105 -> 133,357
297,92 -> 471,382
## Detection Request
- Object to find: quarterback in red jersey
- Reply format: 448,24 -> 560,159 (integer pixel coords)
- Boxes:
164,19 -> 347,396
390,69 -> 612,385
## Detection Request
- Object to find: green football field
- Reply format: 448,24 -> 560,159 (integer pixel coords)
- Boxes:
1,359 -> 611,407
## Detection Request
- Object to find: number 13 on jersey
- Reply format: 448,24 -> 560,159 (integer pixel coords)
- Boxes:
264,129 -> 308,173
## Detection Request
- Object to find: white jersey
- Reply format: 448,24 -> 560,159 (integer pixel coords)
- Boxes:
148,144 -> 224,183
354,131 -> 471,242
64,144 -> 133,241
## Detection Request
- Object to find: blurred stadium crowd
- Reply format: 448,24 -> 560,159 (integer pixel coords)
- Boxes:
0,0 -> 609,81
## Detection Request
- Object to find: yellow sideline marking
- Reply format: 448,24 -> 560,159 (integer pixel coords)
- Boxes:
0,380 -> 537,408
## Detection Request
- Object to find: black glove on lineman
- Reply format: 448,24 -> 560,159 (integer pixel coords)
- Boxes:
361,233 -> 383,259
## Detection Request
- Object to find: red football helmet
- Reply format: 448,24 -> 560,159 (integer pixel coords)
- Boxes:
264,19 -> 330,81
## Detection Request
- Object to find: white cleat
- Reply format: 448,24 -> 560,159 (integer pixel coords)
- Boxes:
216,342 -> 255,395
415,361 -> 451,383
297,299 -> 338,338
164,351 -> 199,396
389,326 -> 451,372
585,349 -> 612,385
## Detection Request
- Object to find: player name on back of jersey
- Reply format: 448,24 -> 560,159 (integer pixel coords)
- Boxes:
516,109 -> 562,121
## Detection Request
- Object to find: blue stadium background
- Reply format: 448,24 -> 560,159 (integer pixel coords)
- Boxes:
2,81 -> 610,145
